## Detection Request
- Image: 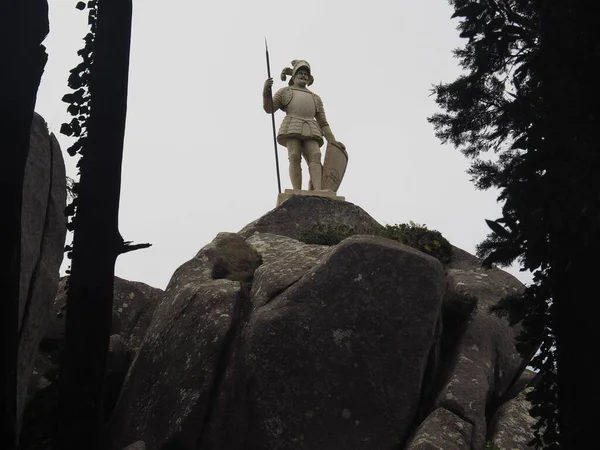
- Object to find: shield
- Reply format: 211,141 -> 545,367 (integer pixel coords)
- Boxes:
321,141 -> 348,192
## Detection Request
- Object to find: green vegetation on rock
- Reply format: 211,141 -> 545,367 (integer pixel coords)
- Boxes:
297,221 -> 453,263
380,222 -> 453,264
296,222 -> 357,246
484,441 -> 500,450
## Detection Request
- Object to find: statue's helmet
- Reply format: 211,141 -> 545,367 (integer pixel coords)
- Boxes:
281,60 -> 314,86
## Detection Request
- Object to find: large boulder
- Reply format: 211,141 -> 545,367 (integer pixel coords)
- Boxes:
107,223 -> 446,450
406,247 -> 531,450
17,113 -> 67,438
238,195 -> 381,239
104,196 -> 538,450
204,235 -> 445,450
106,233 -> 261,449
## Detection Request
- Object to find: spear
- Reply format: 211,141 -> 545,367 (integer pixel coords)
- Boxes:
265,38 -> 282,194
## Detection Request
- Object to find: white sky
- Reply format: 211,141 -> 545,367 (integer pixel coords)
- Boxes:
35,0 -> 533,289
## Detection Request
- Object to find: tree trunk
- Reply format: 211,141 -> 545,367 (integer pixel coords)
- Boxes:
56,1 -> 132,449
552,264 -> 598,449
0,2 -> 48,449
541,1 -> 600,448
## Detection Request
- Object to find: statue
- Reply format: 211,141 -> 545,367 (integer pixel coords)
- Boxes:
263,60 -> 347,192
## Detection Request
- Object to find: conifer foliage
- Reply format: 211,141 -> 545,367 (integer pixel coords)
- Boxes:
430,1 -> 599,448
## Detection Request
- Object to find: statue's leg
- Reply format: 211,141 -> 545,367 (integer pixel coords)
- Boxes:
287,138 -> 302,190
303,139 -> 322,190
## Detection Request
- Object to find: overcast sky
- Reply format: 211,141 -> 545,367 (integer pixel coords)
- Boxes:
35,0 -> 533,289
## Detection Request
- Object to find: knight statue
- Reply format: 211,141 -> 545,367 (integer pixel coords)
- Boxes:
263,60 -> 347,192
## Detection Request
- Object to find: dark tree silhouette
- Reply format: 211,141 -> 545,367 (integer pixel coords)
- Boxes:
0,2 -> 49,448
55,1 -> 147,448
430,1 -> 599,448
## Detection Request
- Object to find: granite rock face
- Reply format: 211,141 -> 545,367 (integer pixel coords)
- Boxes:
107,219 -> 446,450
246,232 -> 331,308
17,113 -> 67,438
407,247 -> 532,450
405,407 -> 472,450
205,235 -> 445,450
97,196 -> 538,450
106,233 -> 261,449
238,194 -> 381,239
489,370 -> 538,450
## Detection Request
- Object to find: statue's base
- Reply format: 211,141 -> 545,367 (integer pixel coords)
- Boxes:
276,189 -> 345,206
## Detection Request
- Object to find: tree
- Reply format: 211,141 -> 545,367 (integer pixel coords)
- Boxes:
429,1 -> 599,448
55,1 -> 147,448
0,1 -> 49,448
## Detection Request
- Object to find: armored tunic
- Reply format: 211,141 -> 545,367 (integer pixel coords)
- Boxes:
264,86 -> 331,147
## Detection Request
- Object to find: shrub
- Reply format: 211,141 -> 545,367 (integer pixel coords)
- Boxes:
379,222 -> 453,263
296,222 -> 357,246
297,221 -> 453,263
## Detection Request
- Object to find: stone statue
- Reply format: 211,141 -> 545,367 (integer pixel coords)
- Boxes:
263,60 -> 347,192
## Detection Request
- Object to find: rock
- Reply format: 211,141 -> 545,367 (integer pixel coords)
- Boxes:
489,371 -> 538,450
122,442 -> 146,450
410,246 -> 529,449
405,407 -> 472,450
105,334 -> 135,420
501,368 -> 537,404
446,247 -> 524,307
106,279 -> 242,450
43,276 -> 163,353
19,276 -> 162,450
246,233 -> 331,307
107,334 -> 134,374
107,230 -> 446,450
112,277 -> 164,351
489,387 -> 536,450
106,232 -> 261,449
217,235 -> 445,450
102,197 -> 539,450
238,195 -> 381,240
166,232 -> 262,291
17,113 -> 67,438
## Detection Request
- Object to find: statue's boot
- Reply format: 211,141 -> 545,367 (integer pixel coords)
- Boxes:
309,162 -> 323,190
